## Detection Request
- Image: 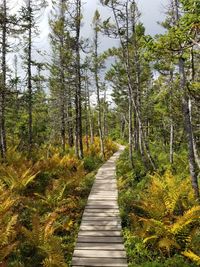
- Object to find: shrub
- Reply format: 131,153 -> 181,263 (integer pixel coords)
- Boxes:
117,150 -> 200,266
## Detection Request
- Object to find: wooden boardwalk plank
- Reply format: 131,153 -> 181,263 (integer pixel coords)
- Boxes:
76,243 -> 124,250
81,221 -> 121,226
73,250 -> 126,258
82,216 -> 120,221
80,225 -> 121,231
78,231 -> 122,237
72,146 -> 127,267
83,212 -> 119,217
72,258 -> 127,266
77,236 -> 123,243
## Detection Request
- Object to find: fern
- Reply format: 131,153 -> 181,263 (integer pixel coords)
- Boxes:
171,206 -> 200,234
182,250 -> 200,265
0,165 -> 38,191
129,171 -> 200,259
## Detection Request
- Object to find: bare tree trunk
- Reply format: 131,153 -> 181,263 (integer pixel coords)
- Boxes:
179,57 -> 199,199
84,74 -> 89,151
87,81 -> 94,145
93,11 -> 105,158
67,87 -> 74,147
170,123 -> 174,164
169,69 -> 174,164
103,89 -> 107,137
189,49 -> 200,170
0,0 -> 7,159
173,0 -> 199,199
60,86 -> 66,153
28,0 -> 33,155
60,0 -> 66,153
128,95 -> 134,168
120,115 -> 126,139
75,0 -> 83,158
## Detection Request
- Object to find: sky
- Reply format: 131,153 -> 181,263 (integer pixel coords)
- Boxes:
11,0 -> 169,63
82,0 -> 168,37
10,0 -> 169,93
35,0 -> 169,55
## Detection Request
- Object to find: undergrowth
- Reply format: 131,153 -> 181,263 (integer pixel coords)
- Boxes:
117,148 -> 200,267
0,137 -> 117,267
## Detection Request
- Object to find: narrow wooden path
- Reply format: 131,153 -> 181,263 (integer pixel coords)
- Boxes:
72,146 -> 127,267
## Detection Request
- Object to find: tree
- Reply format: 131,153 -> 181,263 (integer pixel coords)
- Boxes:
20,0 -> 47,155
92,10 -> 105,158
101,0 -> 156,169
0,0 -> 7,159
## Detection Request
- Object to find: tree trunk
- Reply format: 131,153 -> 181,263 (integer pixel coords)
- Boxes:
173,0 -> 199,199
169,69 -> 174,164
60,0 -> 66,153
84,75 -> 89,151
179,57 -> 199,199
67,87 -> 74,147
94,15 -> 105,158
0,0 -> 7,159
103,90 -> 107,137
75,0 -> 83,158
28,0 -> 33,155
189,49 -> 200,170
170,123 -> 174,164
128,94 -> 134,168
87,80 -> 94,144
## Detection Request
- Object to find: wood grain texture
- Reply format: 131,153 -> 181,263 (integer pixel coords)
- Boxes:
72,146 -> 127,267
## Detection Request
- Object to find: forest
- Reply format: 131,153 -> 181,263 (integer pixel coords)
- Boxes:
0,0 -> 200,266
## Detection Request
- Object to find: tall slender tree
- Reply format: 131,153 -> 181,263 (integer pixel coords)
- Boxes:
0,0 -> 7,159
92,10 -> 105,158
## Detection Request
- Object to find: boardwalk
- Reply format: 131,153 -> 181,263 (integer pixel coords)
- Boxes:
72,146 -> 127,267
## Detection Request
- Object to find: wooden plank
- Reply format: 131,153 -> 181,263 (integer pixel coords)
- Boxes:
72,257 -> 127,266
87,201 -> 118,204
81,221 -> 120,226
86,205 -> 118,209
84,209 -> 119,213
73,250 -> 126,258
88,199 -> 117,200
72,147 -> 127,267
80,225 -> 121,231
78,231 -> 121,237
76,243 -> 124,250
82,216 -> 120,221
77,236 -> 123,243
84,210 -> 119,214
91,188 -> 117,191
83,212 -> 119,217
89,195 -> 118,199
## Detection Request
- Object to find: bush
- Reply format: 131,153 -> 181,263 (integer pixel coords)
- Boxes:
83,156 -> 102,172
117,150 -> 200,267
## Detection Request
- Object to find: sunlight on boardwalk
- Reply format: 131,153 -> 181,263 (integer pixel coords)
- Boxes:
72,146 -> 127,267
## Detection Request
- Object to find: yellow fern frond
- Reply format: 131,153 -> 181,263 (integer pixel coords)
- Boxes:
171,205 -> 200,234
158,237 -> 180,251
0,242 -> 18,262
0,214 -> 18,246
182,250 -> 200,265
143,235 -> 158,243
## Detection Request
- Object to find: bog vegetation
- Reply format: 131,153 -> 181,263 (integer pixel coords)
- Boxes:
0,0 -> 199,266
